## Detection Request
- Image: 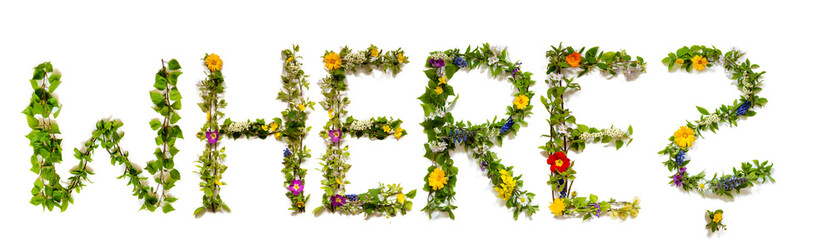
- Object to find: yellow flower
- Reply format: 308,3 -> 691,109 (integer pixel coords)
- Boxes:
513,94 -> 529,110
274,132 -> 281,140
383,125 -> 391,133
549,198 -> 566,216
261,125 -> 269,131
673,126 -> 696,148
269,122 -> 279,132
435,86 -> 443,95
324,52 -> 342,70
296,201 -> 305,208
428,167 -> 447,190
286,56 -> 294,63
206,112 -> 211,121
298,103 -> 306,111
675,58 -> 685,65
438,76 -> 447,85
336,178 -> 344,186
328,109 -> 334,119
394,127 -> 403,139
495,170 -> 516,200
205,53 -> 223,72
713,212 -> 722,222
396,193 -> 405,204
214,179 -> 221,186
397,53 -> 404,63
691,55 -> 708,71
370,47 -> 379,58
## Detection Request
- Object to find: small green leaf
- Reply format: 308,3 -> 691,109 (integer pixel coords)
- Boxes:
149,119 -> 162,130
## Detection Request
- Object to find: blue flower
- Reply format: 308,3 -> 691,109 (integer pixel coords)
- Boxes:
500,117 -> 514,134
345,194 -> 359,202
557,179 -> 567,198
675,150 -> 686,166
715,175 -> 748,191
283,148 -> 292,158
452,57 -> 468,68
736,101 -> 751,115
511,62 -> 522,77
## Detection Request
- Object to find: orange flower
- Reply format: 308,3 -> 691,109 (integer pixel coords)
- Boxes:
566,52 -> 582,67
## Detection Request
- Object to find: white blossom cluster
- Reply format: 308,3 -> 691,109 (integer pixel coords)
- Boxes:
578,127 -> 627,141
490,45 -> 507,55
739,71 -> 756,99
428,141 -> 448,153
348,119 -> 373,132
483,127 -> 500,138
343,52 -> 367,64
226,120 -> 252,132
699,114 -> 720,126
429,52 -> 451,62
472,144 -> 489,155
285,61 -> 302,78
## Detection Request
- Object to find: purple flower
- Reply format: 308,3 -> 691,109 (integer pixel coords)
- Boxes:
288,179 -> 304,195
452,57 -> 468,68
330,194 -> 346,207
593,203 -> 601,218
429,58 -> 445,68
206,130 -> 219,144
673,167 -> 687,186
511,62 -> 522,77
329,129 -> 342,143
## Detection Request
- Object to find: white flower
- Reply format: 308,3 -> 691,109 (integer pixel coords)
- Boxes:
548,72 -> 562,81
348,119 -> 373,131
429,141 -> 448,153
556,124 -> 570,135
488,56 -> 499,65
699,114 -> 720,126
472,144 -> 489,155
227,120 -> 252,132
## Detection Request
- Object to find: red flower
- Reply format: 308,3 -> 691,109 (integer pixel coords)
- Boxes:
547,152 -> 571,173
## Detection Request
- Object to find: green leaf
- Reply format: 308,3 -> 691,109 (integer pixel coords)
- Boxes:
162,204 -> 175,213
168,59 -> 181,70
170,169 -> 181,180
696,106 -> 710,115
154,75 -> 167,90
149,119 -> 162,130
150,91 -> 164,105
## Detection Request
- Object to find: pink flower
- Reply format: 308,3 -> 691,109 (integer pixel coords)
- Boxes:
288,179 -> 304,195
329,129 -> 342,143
206,130 -> 219,144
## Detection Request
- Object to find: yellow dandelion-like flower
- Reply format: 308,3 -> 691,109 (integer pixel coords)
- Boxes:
394,127 -> 403,139
324,52 -> 342,70
396,193 -> 405,204
673,126 -> 696,148
370,47 -> 379,58
691,55 -> 708,71
675,58 -> 685,65
397,53 -> 404,63
438,76 -> 447,85
328,109 -> 334,119
428,167 -> 447,190
286,56 -> 294,63
298,103 -> 306,111
513,94 -> 529,110
434,86 -> 443,95
713,212 -> 722,222
549,198 -> 566,216
205,53 -> 223,72
269,122 -> 279,132
383,125 -> 391,133
261,125 -> 269,131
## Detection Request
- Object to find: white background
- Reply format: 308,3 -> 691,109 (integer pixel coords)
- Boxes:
1,0 -> 829,239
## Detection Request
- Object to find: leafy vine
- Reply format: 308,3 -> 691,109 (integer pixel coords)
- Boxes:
658,45 -> 774,198
195,53 -> 231,215
24,61 -> 181,212
419,44 -> 538,220
312,45 -> 416,218
540,44 -> 643,220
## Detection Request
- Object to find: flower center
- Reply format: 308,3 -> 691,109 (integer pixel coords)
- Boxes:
293,184 -> 299,191
555,159 -> 563,167
210,133 -> 217,139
